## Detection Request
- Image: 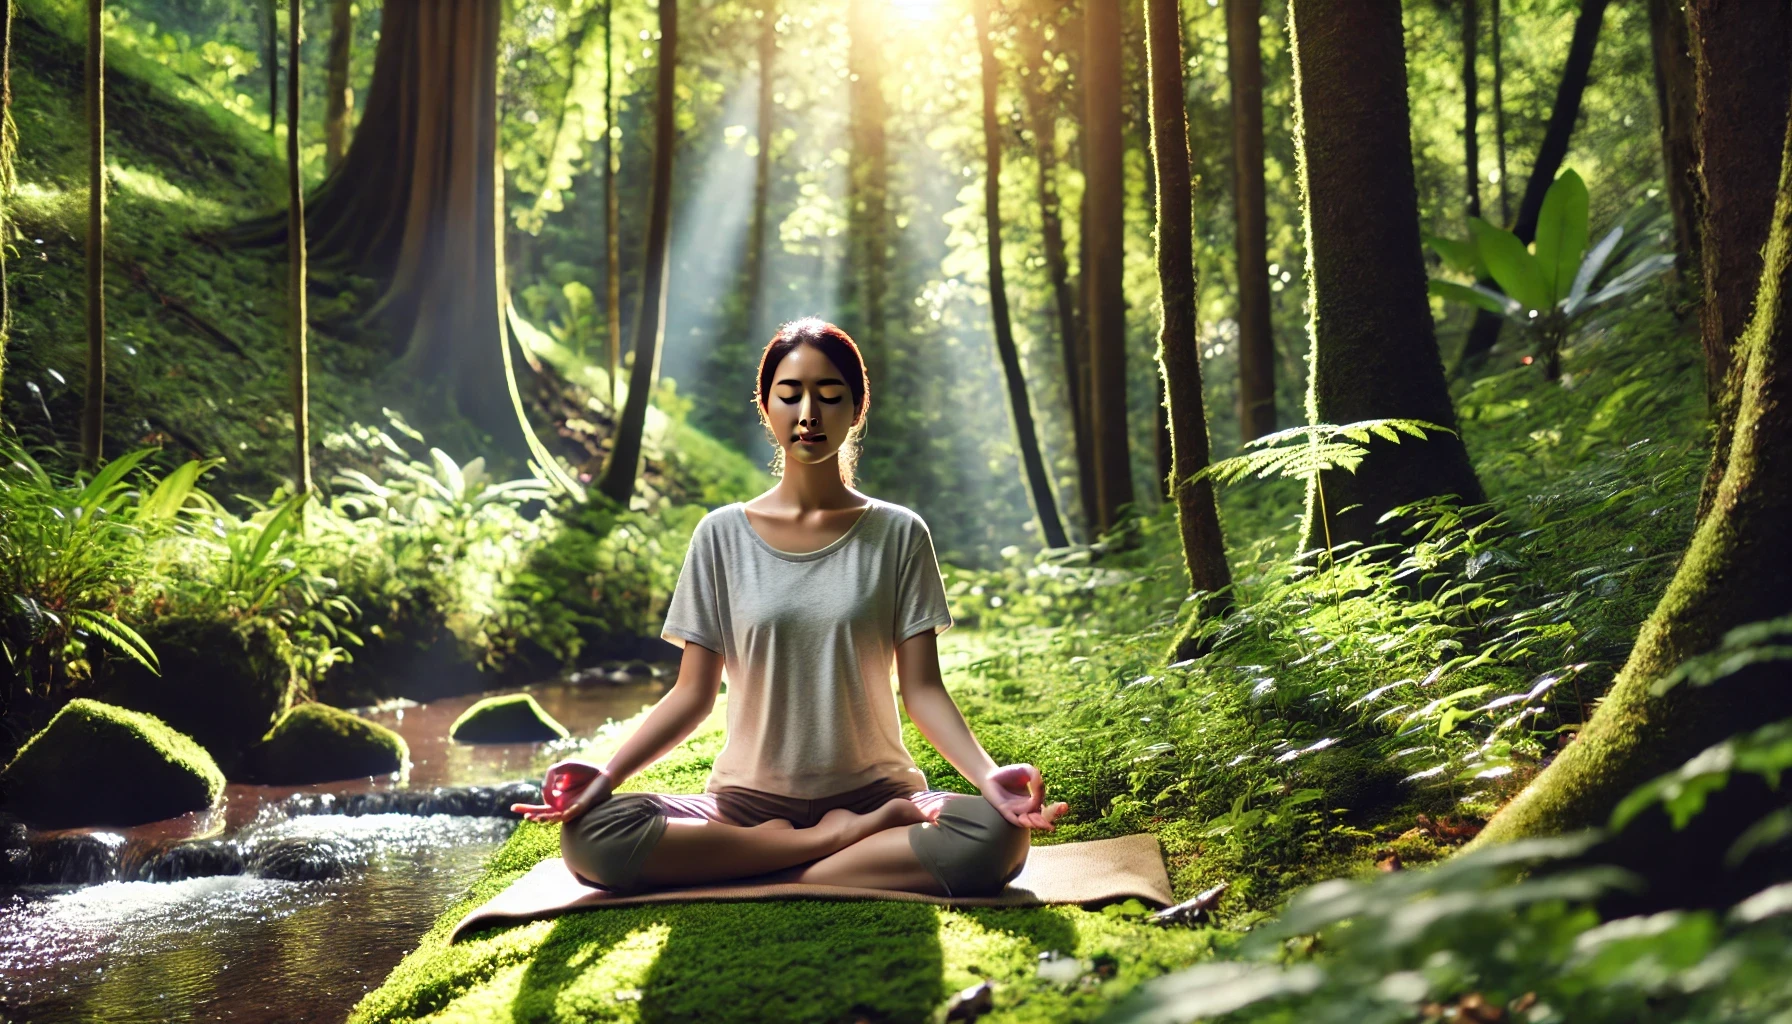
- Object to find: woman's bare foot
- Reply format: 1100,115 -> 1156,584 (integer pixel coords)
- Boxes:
817,799 -> 930,850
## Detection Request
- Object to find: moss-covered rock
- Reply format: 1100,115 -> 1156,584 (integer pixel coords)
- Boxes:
449,694 -> 568,744
253,703 -> 409,785
0,699 -> 224,828
100,613 -> 297,773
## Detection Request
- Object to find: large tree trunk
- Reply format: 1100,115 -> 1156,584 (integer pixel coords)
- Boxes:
604,0 -> 621,412
846,0 -> 891,385
1491,0 -> 1508,222
265,0 -> 277,135
1648,0 -> 1701,291
1288,0 -> 1484,553
974,0 -> 1069,549
2,0 -> 14,406
744,2 -> 775,346
1228,0 -> 1274,442
1148,0 -> 1231,596
1015,0 -> 1090,541
323,0 -> 353,171
1689,1 -> 1791,520
1084,0 -> 1134,535
287,0 -> 310,495
595,0 -> 675,505
81,0 -> 103,469
1477,113 -> 1792,847
1462,0 -> 1481,220
1459,0 -> 1609,366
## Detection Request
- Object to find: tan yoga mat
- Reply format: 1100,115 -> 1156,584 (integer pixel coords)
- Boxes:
450,833 -> 1173,942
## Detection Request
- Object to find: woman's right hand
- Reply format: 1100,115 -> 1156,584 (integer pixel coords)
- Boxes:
510,761 -> 616,824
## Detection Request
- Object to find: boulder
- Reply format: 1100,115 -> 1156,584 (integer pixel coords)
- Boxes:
252,703 -> 409,785
100,613 -> 297,774
449,694 -> 569,744
0,699 -> 225,828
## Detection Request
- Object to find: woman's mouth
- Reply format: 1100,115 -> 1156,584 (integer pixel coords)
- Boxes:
797,434 -> 826,446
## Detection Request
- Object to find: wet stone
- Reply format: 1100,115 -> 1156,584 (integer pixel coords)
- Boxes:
247,836 -> 358,881
27,832 -> 128,885
127,839 -> 245,882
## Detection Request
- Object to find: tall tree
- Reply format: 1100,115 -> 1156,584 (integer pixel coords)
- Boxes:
1,0 -> 15,404
81,0 -> 104,469
1462,0 -> 1481,220
1287,0 -> 1484,552
1459,0 -> 1610,366
265,0 -> 277,135
1228,0 -> 1275,442
323,0 -> 353,171
1476,111 -> 1792,847
1491,0 -> 1508,222
1148,0 -> 1231,596
604,0 -> 621,413
744,3 -> 776,347
846,0 -> 891,385
1084,0 -> 1135,535
1648,0 -> 1701,286
596,0 -> 676,505
974,0 -> 1069,548
1688,0 -> 1791,517
287,0 -> 310,496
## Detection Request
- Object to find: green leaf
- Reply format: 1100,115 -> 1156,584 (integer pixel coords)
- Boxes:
1471,217 -> 1552,313
1423,232 -> 1485,277
74,448 -> 154,518
1429,279 -> 1518,316
72,610 -> 160,674
1535,169 -> 1590,304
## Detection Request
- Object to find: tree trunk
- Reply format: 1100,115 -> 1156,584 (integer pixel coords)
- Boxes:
1491,0 -> 1508,223
81,0 -> 103,469
1228,0 -> 1274,442
1015,0 -> 1090,541
1476,112 -> 1792,846
1460,0 -> 1609,366
266,0 -> 278,135
1462,0 -> 1481,220
1149,0 -> 1231,595
1689,1 -> 1790,520
1288,0 -> 1484,553
744,2 -> 775,347
974,0 -> 1069,549
1084,0 -> 1134,535
1648,0 -> 1701,290
288,0 -> 310,495
323,0 -> 353,171
1,0 -> 14,406
847,0 -> 891,385
604,0 -> 621,412
1076,180 -> 1099,537
596,0 -> 675,506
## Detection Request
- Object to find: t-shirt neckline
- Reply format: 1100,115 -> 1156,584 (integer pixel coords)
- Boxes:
737,499 -> 879,562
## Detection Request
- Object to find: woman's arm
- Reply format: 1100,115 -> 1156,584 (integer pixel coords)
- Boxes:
896,630 -> 1068,831
512,640 -> 725,822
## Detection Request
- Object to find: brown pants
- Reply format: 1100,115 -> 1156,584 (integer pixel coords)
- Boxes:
561,777 -> 1029,897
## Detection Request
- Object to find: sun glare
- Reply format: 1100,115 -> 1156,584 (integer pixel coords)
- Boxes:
888,0 -> 946,23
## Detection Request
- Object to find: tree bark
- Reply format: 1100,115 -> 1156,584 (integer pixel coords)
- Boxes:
1476,112 -> 1792,846
596,0 -> 676,505
1,0 -> 14,406
1648,0 -> 1701,290
1689,0 -> 1790,520
265,0 -> 277,135
1288,0 -> 1484,553
323,0 -> 353,171
604,0 -> 621,412
81,0 -> 104,469
1491,0 -> 1508,223
847,0 -> 891,385
1462,0 -> 1481,220
1228,0 -> 1274,442
975,0 -> 1069,549
1460,0 -> 1609,366
1149,0 -> 1231,595
744,3 -> 775,346
287,0 -> 310,496
1084,0 -> 1134,535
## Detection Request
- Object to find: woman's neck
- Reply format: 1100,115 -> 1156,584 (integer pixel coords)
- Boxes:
771,456 -> 862,512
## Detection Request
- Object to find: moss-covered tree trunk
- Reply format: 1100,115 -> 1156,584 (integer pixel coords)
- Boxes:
1689,0 -> 1790,520
846,0 -> 890,386
1477,115 -> 1792,846
287,0 -> 310,496
1148,0 -> 1230,596
1084,0 -> 1134,535
1228,0 -> 1275,443
974,0 -> 1069,549
603,0 -> 621,413
1648,0 -> 1701,290
1288,0 -> 1484,553
323,0 -> 352,171
1459,0 -> 1608,366
81,0 -> 104,469
744,2 -> 775,346
1,0 -> 14,406
595,0 -> 675,506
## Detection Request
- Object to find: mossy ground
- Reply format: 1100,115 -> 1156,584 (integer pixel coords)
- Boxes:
0,697 -> 223,827
254,701 -> 409,785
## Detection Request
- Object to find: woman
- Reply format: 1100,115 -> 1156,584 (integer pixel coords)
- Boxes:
511,317 -> 1068,896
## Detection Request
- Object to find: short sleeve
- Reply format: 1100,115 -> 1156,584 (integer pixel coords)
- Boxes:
661,515 -> 725,653
894,524 -> 954,644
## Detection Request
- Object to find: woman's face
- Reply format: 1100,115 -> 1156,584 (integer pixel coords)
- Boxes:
764,343 -> 860,468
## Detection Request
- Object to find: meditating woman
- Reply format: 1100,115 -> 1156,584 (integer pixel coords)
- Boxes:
510,316 -> 1069,896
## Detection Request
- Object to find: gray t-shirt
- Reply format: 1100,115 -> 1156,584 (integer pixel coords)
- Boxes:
660,497 -> 955,799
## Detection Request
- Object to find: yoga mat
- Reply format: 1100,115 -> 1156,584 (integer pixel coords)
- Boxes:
451,833 -> 1173,942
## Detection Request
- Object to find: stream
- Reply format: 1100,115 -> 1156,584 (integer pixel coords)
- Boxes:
0,671 -> 666,1024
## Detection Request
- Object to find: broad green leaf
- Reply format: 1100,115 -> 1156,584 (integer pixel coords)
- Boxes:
1430,279 -> 1518,316
1423,232 -> 1485,277
1471,217 -> 1552,312
1535,169 -> 1590,304
75,448 -> 153,517
1567,225 -> 1625,313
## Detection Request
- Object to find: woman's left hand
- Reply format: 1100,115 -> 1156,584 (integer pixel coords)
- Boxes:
979,763 -> 1069,831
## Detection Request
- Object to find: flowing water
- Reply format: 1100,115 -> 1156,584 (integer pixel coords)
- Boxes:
0,673 -> 666,1024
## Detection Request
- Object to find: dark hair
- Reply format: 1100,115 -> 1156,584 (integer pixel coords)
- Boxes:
755,317 -> 871,485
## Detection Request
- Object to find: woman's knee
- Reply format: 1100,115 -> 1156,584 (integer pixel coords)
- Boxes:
560,793 -> 669,892
911,795 -> 1030,897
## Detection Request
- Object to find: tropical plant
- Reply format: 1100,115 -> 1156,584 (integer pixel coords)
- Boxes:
1427,170 -> 1675,379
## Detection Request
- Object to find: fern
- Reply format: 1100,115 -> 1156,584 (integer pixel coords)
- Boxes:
1194,419 -> 1453,488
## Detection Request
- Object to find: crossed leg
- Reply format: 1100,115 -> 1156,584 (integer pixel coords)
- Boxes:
626,799 -> 934,890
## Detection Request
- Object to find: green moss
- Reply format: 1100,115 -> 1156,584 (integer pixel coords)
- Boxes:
449,694 -> 570,744
0,698 -> 224,827
253,703 -> 409,785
